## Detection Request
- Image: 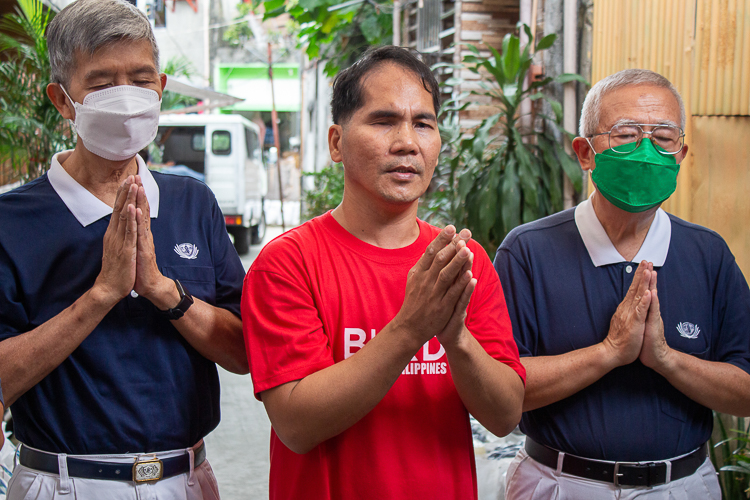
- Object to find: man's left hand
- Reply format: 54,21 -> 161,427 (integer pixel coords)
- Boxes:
639,270 -> 674,370
133,177 -> 179,310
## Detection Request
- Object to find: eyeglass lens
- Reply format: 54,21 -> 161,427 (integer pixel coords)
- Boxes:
609,125 -> 683,153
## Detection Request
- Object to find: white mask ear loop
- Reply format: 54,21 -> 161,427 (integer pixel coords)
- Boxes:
58,85 -> 78,122
585,137 -> 597,157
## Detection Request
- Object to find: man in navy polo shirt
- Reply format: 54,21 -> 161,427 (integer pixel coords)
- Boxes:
495,69 -> 750,498
0,1 -> 247,498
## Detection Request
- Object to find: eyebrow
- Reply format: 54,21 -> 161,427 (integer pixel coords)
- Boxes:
84,66 -> 158,81
612,118 -> 680,128
366,110 -> 437,122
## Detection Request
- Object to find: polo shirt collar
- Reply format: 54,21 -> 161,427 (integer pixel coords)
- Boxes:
48,150 -> 160,227
574,193 -> 671,267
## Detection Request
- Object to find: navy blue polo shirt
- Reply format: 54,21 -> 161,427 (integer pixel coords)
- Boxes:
0,151 -> 245,454
494,197 -> 750,462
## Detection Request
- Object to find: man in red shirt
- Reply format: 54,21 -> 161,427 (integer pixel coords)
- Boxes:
242,46 -> 525,499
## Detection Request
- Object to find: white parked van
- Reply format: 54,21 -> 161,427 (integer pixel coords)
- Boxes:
153,114 -> 267,254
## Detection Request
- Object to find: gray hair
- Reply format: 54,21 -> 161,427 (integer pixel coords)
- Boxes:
47,0 -> 159,88
579,69 -> 686,137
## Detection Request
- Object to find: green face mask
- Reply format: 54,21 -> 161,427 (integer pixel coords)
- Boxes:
591,138 -> 680,213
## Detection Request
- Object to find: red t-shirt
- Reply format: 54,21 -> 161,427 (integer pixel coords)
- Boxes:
242,212 -> 525,500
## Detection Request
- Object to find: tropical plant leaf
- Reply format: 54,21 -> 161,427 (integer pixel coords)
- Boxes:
555,73 -> 590,85
535,33 -> 556,51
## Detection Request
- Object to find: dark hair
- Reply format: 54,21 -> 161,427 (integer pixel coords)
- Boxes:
331,46 -> 440,125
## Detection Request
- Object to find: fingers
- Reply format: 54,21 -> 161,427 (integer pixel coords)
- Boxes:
440,275 -> 477,337
647,271 -> 660,321
434,240 -> 473,292
454,274 -> 476,313
136,185 -> 151,231
634,289 -> 651,322
416,225 -> 456,272
117,184 -> 138,242
125,205 -> 138,250
624,261 -> 648,302
108,176 -> 136,233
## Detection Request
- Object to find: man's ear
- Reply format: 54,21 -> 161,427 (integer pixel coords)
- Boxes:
160,73 -> 167,92
572,137 -> 595,172
328,124 -> 343,163
676,143 -> 689,165
46,83 -> 75,121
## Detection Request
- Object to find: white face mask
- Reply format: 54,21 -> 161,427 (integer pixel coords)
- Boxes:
60,85 -> 162,161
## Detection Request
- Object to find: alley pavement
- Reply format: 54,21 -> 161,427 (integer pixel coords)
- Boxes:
204,226 -> 285,500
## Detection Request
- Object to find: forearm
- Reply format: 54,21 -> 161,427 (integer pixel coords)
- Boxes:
522,342 -> 619,411
144,276 -> 247,374
172,299 -> 247,374
654,351 -> 750,416
444,329 -> 524,437
0,287 -> 114,406
262,322 -> 421,454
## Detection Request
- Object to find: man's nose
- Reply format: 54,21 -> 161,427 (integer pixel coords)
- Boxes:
390,122 -> 419,155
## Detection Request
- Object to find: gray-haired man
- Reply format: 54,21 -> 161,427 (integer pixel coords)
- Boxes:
495,69 -> 750,498
0,0 -> 247,498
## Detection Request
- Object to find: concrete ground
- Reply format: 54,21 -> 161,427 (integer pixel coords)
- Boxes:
204,225 -> 286,500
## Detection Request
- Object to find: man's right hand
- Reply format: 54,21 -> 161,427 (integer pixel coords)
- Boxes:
93,176 -> 139,307
393,225 -> 475,350
602,261 -> 653,366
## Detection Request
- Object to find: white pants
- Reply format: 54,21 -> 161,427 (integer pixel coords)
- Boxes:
6,444 -> 221,500
505,449 -> 721,500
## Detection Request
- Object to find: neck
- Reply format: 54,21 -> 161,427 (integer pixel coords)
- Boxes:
591,190 -> 658,262
332,193 -> 421,249
61,144 -> 139,207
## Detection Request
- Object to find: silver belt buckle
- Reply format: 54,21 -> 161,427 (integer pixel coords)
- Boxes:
133,457 -> 163,483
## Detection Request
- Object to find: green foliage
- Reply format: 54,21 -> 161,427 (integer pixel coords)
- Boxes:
0,0 -> 74,182
161,56 -> 199,111
256,0 -> 392,77
421,24 -> 588,254
303,162 -> 345,219
711,413 -> 750,499
223,2 -> 255,48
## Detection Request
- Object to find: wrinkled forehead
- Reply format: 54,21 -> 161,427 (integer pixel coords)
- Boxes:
598,84 -> 682,130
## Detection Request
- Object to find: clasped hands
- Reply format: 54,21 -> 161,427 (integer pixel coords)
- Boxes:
94,175 -> 177,311
604,261 -> 673,371
394,225 -> 476,351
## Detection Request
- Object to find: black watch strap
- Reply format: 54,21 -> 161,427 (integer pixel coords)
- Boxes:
158,279 -> 194,320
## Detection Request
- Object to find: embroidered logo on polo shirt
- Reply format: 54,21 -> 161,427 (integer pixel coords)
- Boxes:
174,243 -> 199,260
677,322 -> 700,339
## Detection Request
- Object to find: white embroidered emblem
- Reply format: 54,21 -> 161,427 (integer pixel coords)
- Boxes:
677,322 -> 700,339
174,243 -> 199,260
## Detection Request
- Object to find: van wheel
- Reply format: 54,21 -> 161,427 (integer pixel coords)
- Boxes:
233,226 -> 251,255
250,209 -> 266,245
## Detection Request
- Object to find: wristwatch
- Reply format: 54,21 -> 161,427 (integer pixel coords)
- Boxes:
158,279 -> 194,320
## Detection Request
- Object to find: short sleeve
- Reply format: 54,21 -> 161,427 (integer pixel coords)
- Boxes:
242,240 -> 335,400
714,250 -> 750,374
493,244 -> 537,359
209,194 -> 245,317
467,243 -> 526,384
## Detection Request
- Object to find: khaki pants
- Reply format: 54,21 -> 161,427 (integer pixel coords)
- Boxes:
505,448 -> 721,500
6,444 -> 220,500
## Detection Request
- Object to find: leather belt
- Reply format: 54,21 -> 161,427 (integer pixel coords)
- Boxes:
19,442 -> 206,482
525,437 -> 707,487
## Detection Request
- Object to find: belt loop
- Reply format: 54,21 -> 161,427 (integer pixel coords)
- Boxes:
664,460 -> 672,484
187,447 -> 196,486
554,451 -> 565,477
57,453 -> 70,494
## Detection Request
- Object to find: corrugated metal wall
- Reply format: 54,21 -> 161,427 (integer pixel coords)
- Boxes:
692,0 -> 750,116
591,0 -> 750,276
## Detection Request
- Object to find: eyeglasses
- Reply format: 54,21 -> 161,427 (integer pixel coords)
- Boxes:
588,124 -> 685,155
